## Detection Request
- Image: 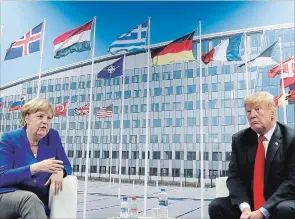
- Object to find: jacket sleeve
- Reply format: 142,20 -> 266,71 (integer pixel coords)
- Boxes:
53,130 -> 72,177
263,137 -> 295,211
226,134 -> 251,206
0,133 -> 32,187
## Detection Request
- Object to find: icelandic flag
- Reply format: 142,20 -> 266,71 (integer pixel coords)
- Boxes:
202,33 -> 242,64
97,57 -> 123,79
108,20 -> 148,55
53,20 -> 93,59
9,99 -> 25,112
5,22 -> 43,61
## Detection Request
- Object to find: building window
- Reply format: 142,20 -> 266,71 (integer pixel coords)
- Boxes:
173,134 -> 181,143
187,85 -> 196,94
184,101 -> 193,110
154,88 -> 162,96
164,118 -> 172,127
153,119 -> 161,127
175,118 -> 183,127
162,72 -> 171,80
150,135 -> 158,143
187,152 -> 196,160
165,87 -> 173,95
173,70 -> 181,79
209,66 -> 217,76
175,151 -> 184,160
176,86 -> 183,95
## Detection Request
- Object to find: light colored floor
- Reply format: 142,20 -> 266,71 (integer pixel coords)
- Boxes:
76,180 -> 215,218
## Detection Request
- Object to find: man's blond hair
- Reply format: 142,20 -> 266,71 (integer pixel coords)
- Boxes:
244,91 -> 276,112
20,98 -> 54,127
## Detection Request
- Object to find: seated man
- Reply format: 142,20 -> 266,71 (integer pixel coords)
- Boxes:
0,98 -> 72,219
209,92 -> 295,219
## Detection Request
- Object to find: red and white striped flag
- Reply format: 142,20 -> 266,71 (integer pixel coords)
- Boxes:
97,104 -> 113,118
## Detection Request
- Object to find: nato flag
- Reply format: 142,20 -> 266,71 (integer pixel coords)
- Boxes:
97,56 -> 124,79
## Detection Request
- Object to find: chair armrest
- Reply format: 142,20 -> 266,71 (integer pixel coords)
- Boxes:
48,175 -> 78,219
215,177 -> 229,198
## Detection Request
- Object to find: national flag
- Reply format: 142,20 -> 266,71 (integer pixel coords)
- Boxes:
151,31 -> 195,66
286,89 -> 295,101
274,93 -> 288,107
280,75 -> 295,88
97,57 -> 123,79
202,33 -> 242,64
108,21 -> 148,55
238,41 -> 278,68
5,22 -> 43,61
55,102 -> 67,116
9,99 -> 25,112
97,104 -> 113,118
268,56 -> 295,78
74,104 -> 89,115
0,98 -> 3,108
53,20 -> 93,59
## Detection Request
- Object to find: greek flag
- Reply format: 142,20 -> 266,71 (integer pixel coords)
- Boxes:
108,21 -> 148,55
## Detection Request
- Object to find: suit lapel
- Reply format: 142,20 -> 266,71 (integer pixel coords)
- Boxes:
264,124 -> 282,182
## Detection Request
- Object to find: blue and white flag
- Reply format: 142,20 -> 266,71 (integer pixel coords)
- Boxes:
5,22 -> 43,61
97,57 -> 123,79
108,21 -> 148,55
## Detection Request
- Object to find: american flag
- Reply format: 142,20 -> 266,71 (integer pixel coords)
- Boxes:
97,104 -> 113,118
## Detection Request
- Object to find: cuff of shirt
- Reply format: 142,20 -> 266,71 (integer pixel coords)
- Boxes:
239,202 -> 251,212
259,207 -> 270,219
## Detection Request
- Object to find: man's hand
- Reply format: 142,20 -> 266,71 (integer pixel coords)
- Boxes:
240,207 -> 251,219
44,170 -> 64,195
248,210 -> 265,219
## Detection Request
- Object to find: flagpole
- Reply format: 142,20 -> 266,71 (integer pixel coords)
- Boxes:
37,19 -> 46,98
278,37 -> 287,124
143,16 -> 151,217
83,16 -> 96,219
118,54 -> 126,199
199,20 -> 204,219
0,24 -> 4,134
109,107 -> 114,187
64,101 -> 70,153
244,31 -> 249,95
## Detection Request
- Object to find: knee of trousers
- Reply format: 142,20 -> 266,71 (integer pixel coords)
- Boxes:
19,191 -> 43,206
274,201 -> 293,217
208,198 -> 223,214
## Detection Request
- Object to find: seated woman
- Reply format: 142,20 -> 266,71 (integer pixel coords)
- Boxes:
0,98 -> 72,219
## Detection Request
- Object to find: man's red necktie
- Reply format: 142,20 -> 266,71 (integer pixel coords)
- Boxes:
253,135 -> 266,210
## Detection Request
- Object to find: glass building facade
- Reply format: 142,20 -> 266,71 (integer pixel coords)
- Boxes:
0,23 -> 294,182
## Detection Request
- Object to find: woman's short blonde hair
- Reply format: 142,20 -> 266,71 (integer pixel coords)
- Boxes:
20,98 -> 54,127
244,91 -> 276,112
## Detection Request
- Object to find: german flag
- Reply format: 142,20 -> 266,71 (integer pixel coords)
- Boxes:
151,31 -> 195,66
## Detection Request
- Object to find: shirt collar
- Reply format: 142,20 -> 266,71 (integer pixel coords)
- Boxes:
258,123 -> 276,141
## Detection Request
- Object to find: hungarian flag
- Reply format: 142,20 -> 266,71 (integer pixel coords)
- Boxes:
55,102 -> 67,116
53,20 -> 93,59
151,31 -> 195,65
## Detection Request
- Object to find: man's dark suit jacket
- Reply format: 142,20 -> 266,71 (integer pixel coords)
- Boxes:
227,121 -> 295,212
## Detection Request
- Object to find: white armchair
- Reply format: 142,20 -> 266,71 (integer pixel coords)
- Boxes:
48,175 -> 78,219
215,177 -> 229,198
